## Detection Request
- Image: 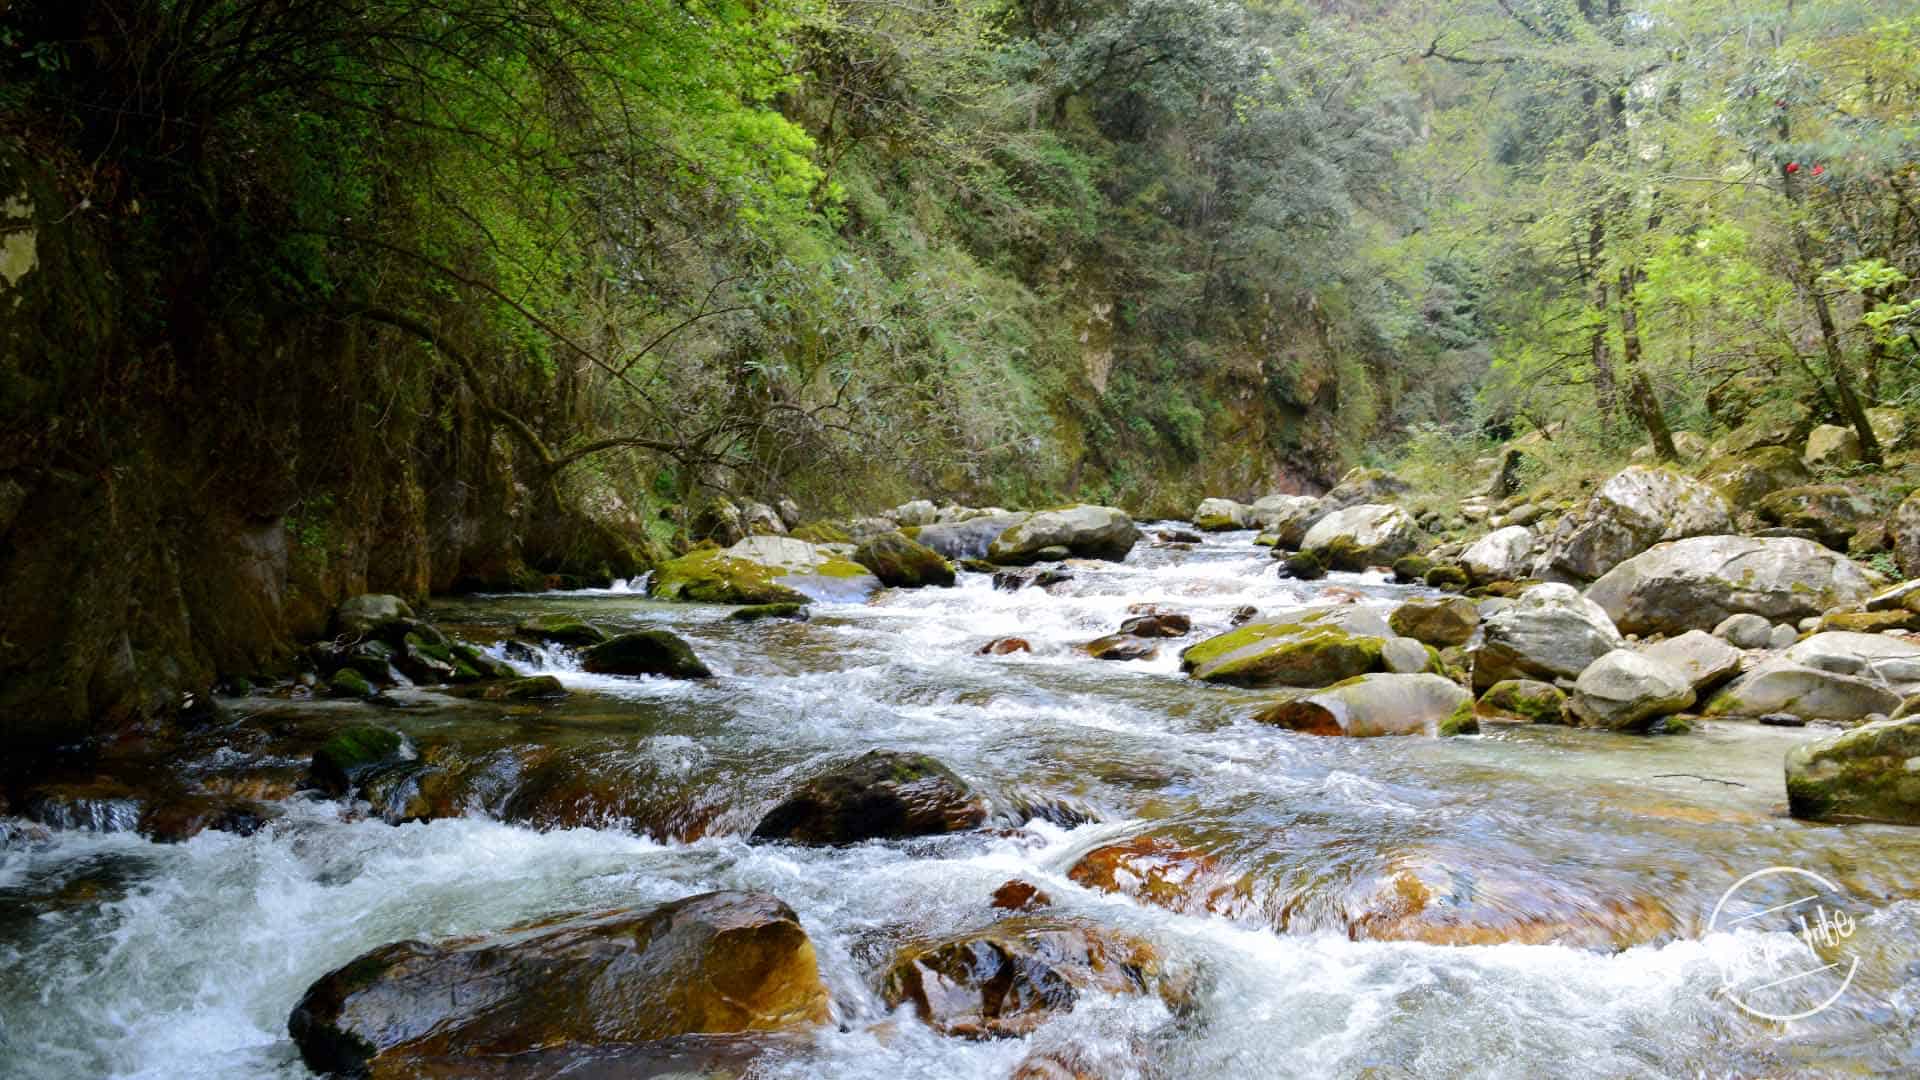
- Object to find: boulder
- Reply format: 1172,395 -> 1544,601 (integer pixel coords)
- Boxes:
740,501 -> 786,536
978,637 -> 1032,656
1568,650 -> 1696,731
1531,466 -> 1732,583
1629,431 -> 1710,462
1067,836 -> 1251,918
1193,498 -> 1251,531
1255,673 -> 1476,737
1083,635 -> 1159,661
776,498 -> 804,530
1250,494 -> 1320,536
1119,613 -> 1191,637
333,594 -> 414,638
1388,597 -> 1479,647
692,498 -> 747,546
1637,630 -> 1743,693
1585,536 -> 1874,636
1181,608 -> 1393,688
853,532 -> 956,589
1459,525 -> 1535,585
467,675 -> 568,702
1868,407 -> 1912,451
1783,632 -> 1920,692
1786,717 -> 1920,825
1424,565 -> 1470,591
1381,636 -> 1435,674
1712,613 -> 1773,650
1703,662 -> 1902,723
513,614 -> 609,647
890,499 -> 939,526
729,602 -> 809,622
311,726 -> 412,797
650,537 -> 880,605
750,750 -> 985,844
880,920 -> 1176,1039
1893,490 -> 1920,579
1299,504 -> 1423,570
1755,485 -> 1883,550
1470,583 -> 1624,691
911,513 -> 1029,561
324,668 -> 375,699
1477,679 -> 1567,724
1279,550 -> 1325,579
581,630 -> 712,679
1320,467 -> 1408,508
987,505 -> 1139,565
1697,446 -> 1810,507
1804,424 -> 1862,469
286,892 -> 829,1076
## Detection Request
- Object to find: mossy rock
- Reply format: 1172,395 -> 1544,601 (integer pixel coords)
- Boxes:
1786,717 -> 1920,824
514,614 -> 610,647
1477,679 -> 1567,725
649,548 -> 809,605
790,521 -> 853,544
1282,550 -> 1325,580
1424,565 -> 1470,592
1818,610 -> 1920,634
1181,617 -> 1387,688
728,603 -> 810,622
853,532 -> 956,589
470,675 -> 569,702
581,631 -> 712,679
324,668 -> 375,699
1391,555 -> 1433,584
960,558 -> 997,573
311,725 -> 409,796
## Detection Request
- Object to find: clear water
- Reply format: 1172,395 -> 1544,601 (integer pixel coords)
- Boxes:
3,529 -> 1918,1078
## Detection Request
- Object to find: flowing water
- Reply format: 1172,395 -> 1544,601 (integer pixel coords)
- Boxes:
4,529 -> 1920,1077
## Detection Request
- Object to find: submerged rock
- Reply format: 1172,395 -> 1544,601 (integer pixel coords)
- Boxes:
286,891 -> 830,1076
750,750 -> 985,845
978,637 -> 1032,656
880,920 -> 1177,1039
728,602 -> 809,622
1586,535 -> 1873,636
580,630 -> 712,679
987,505 -> 1140,565
1067,835 -> 1251,917
1083,634 -> 1159,661
1786,717 -> 1920,825
854,532 -> 956,589
1254,673 -> 1475,737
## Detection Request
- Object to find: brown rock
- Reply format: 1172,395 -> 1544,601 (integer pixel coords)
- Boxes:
1067,835 -> 1252,918
991,880 -> 1052,911
979,637 -> 1032,656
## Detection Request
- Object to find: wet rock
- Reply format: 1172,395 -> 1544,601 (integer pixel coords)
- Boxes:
581,630 -> 712,679
1389,597 -> 1479,647
311,725 -> 413,797
1255,673 -> 1475,737
1423,564 -> 1470,592
1698,446 -> 1811,508
1118,613 -> 1191,638
1083,635 -> 1159,661
1338,849 -> 1674,949
987,505 -> 1140,565
1759,712 -> 1806,727
1229,605 -> 1258,626
993,567 -> 1074,592
1786,717 -> 1920,824
1713,613 -> 1773,650
286,891 -> 830,1077
978,637 -> 1032,656
729,602 -> 809,622
880,920 -> 1175,1039
1380,636 -> 1435,674
1156,527 -> 1203,545
138,794 -> 273,843
512,614 -> 609,647
1585,535 -> 1873,636
1568,650 -> 1696,731
854,532 -> 956,589
650,538 -> 876,605
1470,583 -> 1624,691
1279,550 -> 1325,579
992,880 -> 1052,911
325,668 -> 376,699
1299,504 -> 1422,570
913,513 -> 1030,560
1637,630 -> 1743,693
1530,466 -> 1732,583
20,777 -> 145,832
334,594 -> 415,638
1477,679 -> 1567,724
1703,662 -> 1902,723
750,750 -> 986,845
1803,423 -> 1861,469
1068,836 -> 1251,918
1756,484 -> 1883,551
466,676 -> 569,702
1181,608 -> 1393,688
1391,555 -> 1433,584
1459,525 -> 1535,585
1193,498 -> 1252,531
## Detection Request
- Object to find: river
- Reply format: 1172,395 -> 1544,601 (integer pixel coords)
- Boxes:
3,528 -> 1918,1077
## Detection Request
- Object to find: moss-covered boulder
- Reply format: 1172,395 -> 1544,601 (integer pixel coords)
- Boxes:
324,668 -> 375,699
1424,564 -> 1470,591
1389,597 -> 1479,647
1181,609 -> 1393,688
1300,504 -> 1423,570
987,505 -> 1140,565
581,630 -> 711,679
853,532 -> 956,589
651,537 -> 878,604
750,750 -> 986,844
332,594 -> 415,638
513,614 -> 609,647
1477,679 -> 1567,724
1786,717 -> 1920,824
311,725 -> 410,796
1192,498 -> 1251,531
1697,446 -> 1810,507
468,675 -> 569,702
1755,484 -> 1883,551
728,602 -> 809,622
1391,555 -> 1434,583
1280,549 -> 1325,580
789,521 -> 852,544
1254,673 -> 1477,737
286,891 -> 830,1077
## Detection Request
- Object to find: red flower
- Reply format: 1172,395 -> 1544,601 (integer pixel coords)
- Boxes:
1785,162 -> 1800,173
1812,164 -> 1825,176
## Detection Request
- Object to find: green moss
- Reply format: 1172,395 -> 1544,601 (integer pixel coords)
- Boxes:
791,521 -> 853,544
1424,565 -> 1470,591
650,548 -> 809,605
324,668 -> 374,698
1392,555 -> 1433,583
728,602 -> 809,621
1184,621 -> 1385,688
311,724 -> 407,795
1440,698 -> 1479,736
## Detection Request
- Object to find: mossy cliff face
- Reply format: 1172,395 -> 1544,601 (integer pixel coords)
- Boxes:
0,147 -> 654,756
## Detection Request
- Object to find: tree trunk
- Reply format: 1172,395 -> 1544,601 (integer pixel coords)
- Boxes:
1586,215 -> 1617,422
1618,267 -> 1676,459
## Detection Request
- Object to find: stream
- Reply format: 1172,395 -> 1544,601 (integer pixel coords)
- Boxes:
4,528 -> 1920,1077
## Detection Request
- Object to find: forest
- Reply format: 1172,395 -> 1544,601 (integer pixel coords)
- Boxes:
3,2 -> 1920,1078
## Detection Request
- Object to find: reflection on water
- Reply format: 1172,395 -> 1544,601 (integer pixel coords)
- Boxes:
3,527 -> 1919,1077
